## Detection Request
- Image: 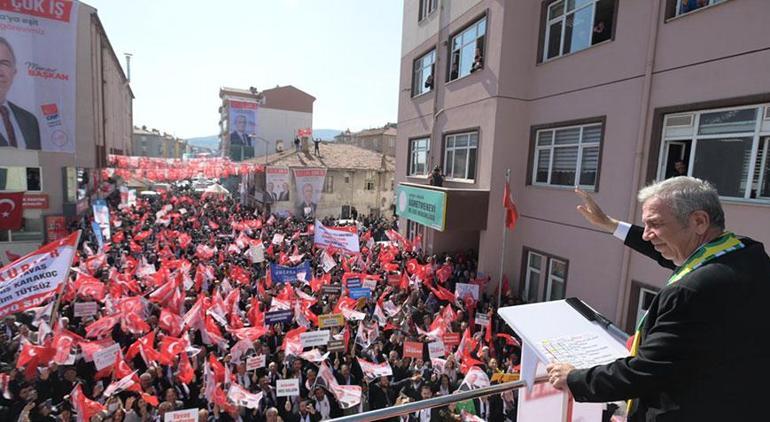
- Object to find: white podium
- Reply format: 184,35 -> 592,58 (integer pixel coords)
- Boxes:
498,300 -> 629,422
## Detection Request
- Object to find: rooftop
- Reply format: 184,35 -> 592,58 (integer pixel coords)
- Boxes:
250,143 -> 394,172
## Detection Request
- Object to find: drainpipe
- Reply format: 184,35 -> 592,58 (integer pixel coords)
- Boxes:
614,0 -> 661,326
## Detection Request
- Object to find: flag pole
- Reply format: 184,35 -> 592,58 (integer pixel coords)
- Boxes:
496,169 -> 510,324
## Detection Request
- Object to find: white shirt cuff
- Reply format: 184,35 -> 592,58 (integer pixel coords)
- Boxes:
612,221 -> 631,241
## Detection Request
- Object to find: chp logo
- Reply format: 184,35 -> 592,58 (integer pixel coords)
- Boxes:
40,103 -> 69,147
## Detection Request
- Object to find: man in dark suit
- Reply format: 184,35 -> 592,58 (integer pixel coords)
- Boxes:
229,114 -> 252,147
547,177 -> 770,422
0,37 -> 41,150
408,385 -> 440,422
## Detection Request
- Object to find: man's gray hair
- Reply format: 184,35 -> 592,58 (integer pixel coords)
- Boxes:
637,176 -> 725,230
0,37 -> 15,66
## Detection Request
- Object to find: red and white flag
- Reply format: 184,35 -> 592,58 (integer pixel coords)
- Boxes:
71,383 -> 105,422
317,362 -> 361,409
0,192 -> 24,230
228,383 -> 263,409
356,358 -> 393,379
299,348 -> 330,363
0,231 -> 80,319
458,366 -> 490,391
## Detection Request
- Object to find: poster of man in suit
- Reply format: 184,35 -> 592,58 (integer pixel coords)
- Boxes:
0,2 -> 78,152
293,168 -> 327,218
228,99 -> 258,148
266,166 -> 290,202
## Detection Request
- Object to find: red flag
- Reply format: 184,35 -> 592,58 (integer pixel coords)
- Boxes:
178,351 -> 194,384
52,327 -> 83,364
71,384 -> 105,422
159,308 -> 184,337
158,336 -> 187,366
399,272 -> 409,290
495,333 -> 521,348
503,180 -> 519,230
0,192 -> 24,230
4,250 -> 21,263
230,265 -> 251,285
85,314 -> 119,338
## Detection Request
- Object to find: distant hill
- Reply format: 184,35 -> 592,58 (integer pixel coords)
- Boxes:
314,129 -> 342,141
186,135 -> 220,151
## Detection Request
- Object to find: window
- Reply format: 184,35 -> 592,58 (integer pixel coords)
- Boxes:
344,174 -> 351,184
522,249 -> 569,303
533,122 -> 602,189
545,259 -> 568,301
365,179 -> 375,191
323,176 -> 334,193
669,0 -> 726,18
409,137 -> 430,176
658,104 -> 770,202
542,0 -> 615,62
449,16 -> 486,81
418,0 -> 437,21
412,49 -> 435,97
0,166 -> 42,192
406,220 -> 426,244
443,131 -> 478,180
524,251 -> 543,303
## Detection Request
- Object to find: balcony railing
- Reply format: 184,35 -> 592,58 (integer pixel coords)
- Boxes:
329,375 -> 549,422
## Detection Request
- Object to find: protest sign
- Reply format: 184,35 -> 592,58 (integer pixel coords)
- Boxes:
246,355 -> 266,371
318,313 -> 344,329
300,330 -> 330,348
443,333 -> 461,346
265,310 -> 293,325
321,285 -> 342,295
428,340 -> 446,358
403,341 -> 423,359
327,339 -> 345,352
164,409 -> 198,422
277,379 -> 300,397
475,313 -> 489,327
362,279 -> 377,291
314,220 -> 360,254
345,278 -> 362,289
348,288 -> 371,300
455,283 -> 480,301
270,261 -> 311,284
73,302 -> 98,318
93,343 -> 121,371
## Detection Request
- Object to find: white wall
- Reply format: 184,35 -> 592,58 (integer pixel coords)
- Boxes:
256,108 -> 313,152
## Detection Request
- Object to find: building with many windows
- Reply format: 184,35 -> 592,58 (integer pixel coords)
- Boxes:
395,0 -> 770,331
131,126 -> 187,159
334,123 -> 398,156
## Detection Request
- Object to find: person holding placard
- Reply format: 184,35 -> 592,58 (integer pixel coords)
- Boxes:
547,177 -> 770,422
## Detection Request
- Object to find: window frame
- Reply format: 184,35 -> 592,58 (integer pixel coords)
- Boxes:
323,175 -> 334,193
408,136 -> 431,177
0,166 -> 43,192
442,130 -> 479,181
665,0 -> 728,20
537,0 -> 618,63
418,0 -> 437,22
412,48 -> 436,97
657,103 -> 770,203
527,117 -> 606,192
520,247 -> 569,303
447,14 -> 487,82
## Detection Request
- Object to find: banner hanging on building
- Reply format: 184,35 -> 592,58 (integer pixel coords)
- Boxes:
228,99 -> 258,147
313,220 -> 360,254
0,230 -> 79,318
265,167 -> 290,202
0,0 -> 79,152
0,192 -> 24,230
292,168 -> 326,218
92,199 -> 110,243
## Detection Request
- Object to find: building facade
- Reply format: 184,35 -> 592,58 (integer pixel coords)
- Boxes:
219,85 -> 315,162
0,2 -> 133,259
249,143 -> 395,220
132,126 -> 187,159
334,123 -> 398,156
395,0 -> 770,330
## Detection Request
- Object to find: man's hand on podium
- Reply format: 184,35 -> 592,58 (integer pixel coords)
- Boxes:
546,363 -> 575,391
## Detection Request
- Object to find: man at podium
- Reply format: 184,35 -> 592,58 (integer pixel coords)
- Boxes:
546,176 -> 770,422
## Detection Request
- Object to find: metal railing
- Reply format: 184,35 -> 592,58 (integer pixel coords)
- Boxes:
330,375 -> 549,422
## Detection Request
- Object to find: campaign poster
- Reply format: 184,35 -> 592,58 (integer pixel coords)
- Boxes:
228,99 -> 258,147
0,1 -> 79,152
266,166 -> 290,202
292,168 -> 326,218
92,199 -> 110,241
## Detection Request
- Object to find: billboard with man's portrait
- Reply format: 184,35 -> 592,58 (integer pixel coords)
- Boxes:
292,168 -> 326,218
228,99 -> 258,147
266,166 -> 290,202
0,1 -> 79,152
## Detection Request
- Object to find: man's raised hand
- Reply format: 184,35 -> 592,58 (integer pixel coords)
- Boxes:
575,188 -> 618,233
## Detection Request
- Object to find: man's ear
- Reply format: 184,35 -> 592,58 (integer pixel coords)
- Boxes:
689,210 -> 711,235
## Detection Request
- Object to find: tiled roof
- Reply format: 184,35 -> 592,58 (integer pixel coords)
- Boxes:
251,143 -> 395,172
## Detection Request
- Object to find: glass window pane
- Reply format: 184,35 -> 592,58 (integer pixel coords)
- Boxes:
26,167 -> 41,191
698,108 -> 758,135
582,125 -> 602,144
551,146 -> 578,185
554,128 -> 581,145
563,6 -> 593,55
579,146 -> 599,186
469,133 -> 478,147
459,43 -> 474,77
692,137 -> 754,198
454,135 -> 468,148
547,22 -> 563,59
592,0 -> 615,45
760,138 -> 769,198
477,18 -> 486,36
527,270 -> 540,302
536,149 -> 551,183
446,136 -> 455,149
444,150 -> 454,178
529,253 -> 542,269
453,148 -> 468,179
550,260 -> 567,278
549,278 -> 566,301
548,1 -> 564,19
537,131 -> 553,146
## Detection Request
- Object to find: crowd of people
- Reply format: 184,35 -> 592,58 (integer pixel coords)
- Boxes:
0,182 -> 524,422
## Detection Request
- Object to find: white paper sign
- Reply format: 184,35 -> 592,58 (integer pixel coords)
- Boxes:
475,313 -> 490,327
362,279 -> 377,291
428,340 -> 446,358
74,302 -> 98,318
93,343 -> 121,371
246,355 -> 266,371
276,378 -> 300,397
271,233 -> 285,245
300,330 -> 331,348
455,283 -> 480,301
164,408 -> 198,422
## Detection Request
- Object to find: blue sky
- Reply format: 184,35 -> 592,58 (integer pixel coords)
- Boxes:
86,0 -> 404,138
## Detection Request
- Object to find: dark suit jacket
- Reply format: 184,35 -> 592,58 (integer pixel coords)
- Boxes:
568,225 -> 770,422
408,407 -> 440,422
4,102 -> 41,150
229,131 -> 251,146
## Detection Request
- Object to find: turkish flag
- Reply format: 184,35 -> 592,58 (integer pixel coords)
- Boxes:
0,192 -> 23,230
503,181 -> 519,230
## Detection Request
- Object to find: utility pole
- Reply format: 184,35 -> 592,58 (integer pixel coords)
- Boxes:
124,53 -> 133,82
